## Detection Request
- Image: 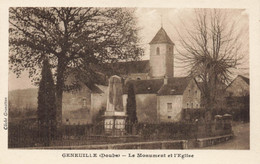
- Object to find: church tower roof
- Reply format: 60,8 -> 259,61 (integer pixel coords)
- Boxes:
149,27 -> 174,45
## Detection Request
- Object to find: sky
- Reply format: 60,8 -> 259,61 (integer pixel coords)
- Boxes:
8,8 -> 249,91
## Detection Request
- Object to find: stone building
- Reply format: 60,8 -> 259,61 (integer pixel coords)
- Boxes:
226,75 -> 249,97
63,27 -> 203,124
149,27 -> 174,78
122,77 -> 201,123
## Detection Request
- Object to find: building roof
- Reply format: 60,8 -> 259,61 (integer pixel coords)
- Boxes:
85,83 -> 104,94
226,74 -> 250,90
64,69 -> 106,94
123,77 -> 190,95
123,78 -> 164,94
110,60 -> 150,74
238,75 -> 249,85
149,27 -> 174,45
157,77 -> 190,95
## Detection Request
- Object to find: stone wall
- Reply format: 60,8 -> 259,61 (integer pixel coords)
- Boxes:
123,94 -> 157,123
90,85 -> 108,123
62,85 -> 92,125
31,134 -> 233,149
157,95 -> 183,122
182,79 -> 201,109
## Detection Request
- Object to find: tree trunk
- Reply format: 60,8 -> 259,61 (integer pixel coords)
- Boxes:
56,57 -> 65,129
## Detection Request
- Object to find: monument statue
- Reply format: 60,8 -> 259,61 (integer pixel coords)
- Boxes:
104,75 -> 127,136
107,75 -> 123,112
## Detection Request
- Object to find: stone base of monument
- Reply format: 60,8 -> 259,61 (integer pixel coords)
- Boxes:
103,111 -> 127,136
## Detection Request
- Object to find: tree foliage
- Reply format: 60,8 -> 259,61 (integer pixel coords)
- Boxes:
176,9 -> 246,108
9,7 -> 144,125
37,59 -> 56,144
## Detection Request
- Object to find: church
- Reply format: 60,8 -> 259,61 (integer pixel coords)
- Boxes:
62,27 -> 202,125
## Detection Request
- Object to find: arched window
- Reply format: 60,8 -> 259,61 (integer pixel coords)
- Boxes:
187,103 -> 189,108
156,47 -> 160,55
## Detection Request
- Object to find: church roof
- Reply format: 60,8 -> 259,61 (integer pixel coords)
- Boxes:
123,79 -> 164,94
123,77 -> 190,95
109,60 -> 150,74
157,77 -> 190,95
149,27 -> 174,45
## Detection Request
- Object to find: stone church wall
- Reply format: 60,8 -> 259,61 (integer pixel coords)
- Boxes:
123,94 -> 157,123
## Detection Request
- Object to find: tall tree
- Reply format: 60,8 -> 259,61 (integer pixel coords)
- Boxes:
176,9 -> 246,110
126,82 -> 137,133
37,59 -> 56,145
9,7 -> 143,126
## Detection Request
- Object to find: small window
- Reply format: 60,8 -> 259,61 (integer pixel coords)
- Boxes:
168,116 -> 171,119
167,103 -> 172,112
137,77 -> 141,80
188,89 -> 191,96
191,103 -> 193,108
187,103 -> 189,108
156,47 -> 160,55
82,97 -> 87,107
196,104 -> 199,108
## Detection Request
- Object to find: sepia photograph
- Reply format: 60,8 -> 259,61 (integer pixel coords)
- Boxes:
7,7 -> 250,150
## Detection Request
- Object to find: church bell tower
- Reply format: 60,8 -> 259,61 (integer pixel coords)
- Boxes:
149,27 -> 174,78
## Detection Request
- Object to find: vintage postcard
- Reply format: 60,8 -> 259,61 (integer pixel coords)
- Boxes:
0,0 -> 260,164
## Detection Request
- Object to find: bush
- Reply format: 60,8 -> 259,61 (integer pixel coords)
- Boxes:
135,120 -> 232,141
181,108 -> 206,122
135,122 -> 198,140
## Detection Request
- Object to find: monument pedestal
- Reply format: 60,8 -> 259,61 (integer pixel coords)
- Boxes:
104,111 -> 127,136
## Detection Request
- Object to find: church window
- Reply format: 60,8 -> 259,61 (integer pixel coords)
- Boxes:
167,103 -> 172,112
156,47 -> 160,55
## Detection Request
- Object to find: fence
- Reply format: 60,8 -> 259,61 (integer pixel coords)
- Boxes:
8,116 -> 232,148
9,121 -> 42,148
